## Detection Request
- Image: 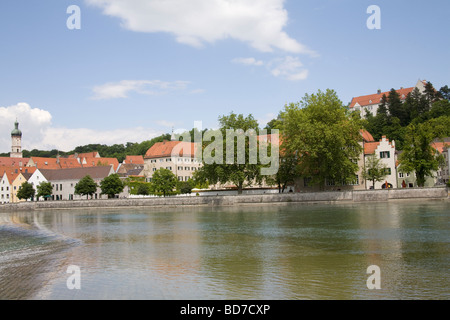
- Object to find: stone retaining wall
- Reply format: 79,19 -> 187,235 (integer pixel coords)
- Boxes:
1,187 -> 448,212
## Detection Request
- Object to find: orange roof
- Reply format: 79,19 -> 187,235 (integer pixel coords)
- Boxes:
349,87 -> 414,109
360,130 -> 375,142
431,142 -> 449,154
68,151 -> 100,159
0,157 -> 30,167
124,155 -> 144,164
58,158 -> 82,169
364,136 -> 395,155
82,157 -> 119,171
364,142 -> 380,155
28,157 -> 61,169
0,166 -> 36,183
145,141 -> 197,159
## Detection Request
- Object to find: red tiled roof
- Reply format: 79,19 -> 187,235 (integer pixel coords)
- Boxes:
68,152 -> 100,159
82,157 -> 119,171
349,87 -> 414,109
144,141 -> 196,159
124,155 -> 144,164
0,157 -> 30,167
431,142 -> 449,154
364,142 -> 380,155
360,130 -> 375,142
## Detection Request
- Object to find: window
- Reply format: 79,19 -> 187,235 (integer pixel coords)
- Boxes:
166,158 -> 172,162
166,167 -> 172,170
153,168 -> 157,172
178,176 -> 183,181
383,168 -> 392,175
185,177 -> 189,181
380,151 -> 390,159
178,166 -> 183,171
60,184 -> 62,191
185,167 -> 190,171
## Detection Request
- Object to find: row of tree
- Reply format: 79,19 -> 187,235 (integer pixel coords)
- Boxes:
17,174 -> 125,201
363,83 -> 450,150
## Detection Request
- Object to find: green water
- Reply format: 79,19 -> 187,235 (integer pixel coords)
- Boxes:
0,201 -> 449,299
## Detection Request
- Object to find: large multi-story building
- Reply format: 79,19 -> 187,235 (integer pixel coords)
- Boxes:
349,80 -> 427,118
143,141 -> 202,182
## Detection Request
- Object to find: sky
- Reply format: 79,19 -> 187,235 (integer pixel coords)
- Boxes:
0,0 -> 449,153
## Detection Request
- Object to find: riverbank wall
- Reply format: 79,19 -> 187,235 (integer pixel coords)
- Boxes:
1,187 -> 448,212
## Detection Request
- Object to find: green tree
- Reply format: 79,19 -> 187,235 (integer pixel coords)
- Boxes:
100,174 -> 124,199
178,179 -> 194,195
17,182 -> 35,201
195,112 -> 269,194
439,85 -> 450,101
75,175 -> 98,199
280,89 -> 362,189
362,154 -> 388,189
136,183 -> 151,195
398,117 -> 449,187
151,168 -> 177,197
36,181 -> 53,201
272,152 -> 298,193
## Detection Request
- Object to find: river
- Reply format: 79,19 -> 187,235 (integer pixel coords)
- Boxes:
0,201 -> 448,300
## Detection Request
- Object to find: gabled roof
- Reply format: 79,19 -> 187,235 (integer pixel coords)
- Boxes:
360,130 -> 375,142
67,151 -> 101,159
82,157 -> 119,171
144,141 -> 197,159
431,141 -> 449,154
39,166 -> 113,182
0,157 -> 30,167
349,87 -> 414,109
364,136 -> 395,155
124,155 -> 145,164
0,166 -> 36,182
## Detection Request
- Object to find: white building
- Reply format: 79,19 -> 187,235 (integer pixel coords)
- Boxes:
349,80 -> 427,118
364,136 -> 397,189
35,166 -> 115,200
143,141 -> 202,182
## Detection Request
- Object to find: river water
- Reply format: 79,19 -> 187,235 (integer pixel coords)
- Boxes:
0,201 -> 448,300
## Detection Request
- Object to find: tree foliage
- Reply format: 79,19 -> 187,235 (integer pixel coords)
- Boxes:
36,181 -> 53,200
280,89 -> 362,189
100,174 -> 124,198
75,175 -> 98,199
194,112 -> 271,194
362,155 -> 388,189
17,182 -> 35,201
398,117 -> 449,187
150,168 -> 178,197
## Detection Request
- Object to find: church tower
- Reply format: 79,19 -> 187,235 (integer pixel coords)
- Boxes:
10,120 -> 23,158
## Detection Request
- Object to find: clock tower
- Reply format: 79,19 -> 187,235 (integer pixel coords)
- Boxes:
10,120 -> 23,158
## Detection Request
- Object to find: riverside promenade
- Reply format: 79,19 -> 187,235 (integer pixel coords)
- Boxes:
1,187 -> 448,212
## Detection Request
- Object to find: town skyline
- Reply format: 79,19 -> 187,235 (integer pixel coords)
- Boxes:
1,1 -> 449,152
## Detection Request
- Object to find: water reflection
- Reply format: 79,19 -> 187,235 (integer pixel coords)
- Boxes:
0,201 -> 449,300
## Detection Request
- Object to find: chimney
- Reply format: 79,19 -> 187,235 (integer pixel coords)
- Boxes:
377,89 -> 381,94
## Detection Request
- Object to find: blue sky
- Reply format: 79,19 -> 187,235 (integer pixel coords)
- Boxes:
0,0 -> 449,152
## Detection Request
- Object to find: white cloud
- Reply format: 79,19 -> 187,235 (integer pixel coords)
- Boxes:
85,0 -> 315,55
0,102 -> 163,153
268,56 -> 309,81
91,80 -> 191,100
232,57 -> 264,66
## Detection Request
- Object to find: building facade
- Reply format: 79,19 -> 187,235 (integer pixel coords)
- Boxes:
143,141 -> 202,182
349,80 -> 426,118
